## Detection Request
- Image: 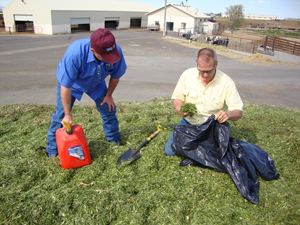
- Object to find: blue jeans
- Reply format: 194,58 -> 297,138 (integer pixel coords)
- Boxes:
164,118 -> 191,156
46,83 -> 120,157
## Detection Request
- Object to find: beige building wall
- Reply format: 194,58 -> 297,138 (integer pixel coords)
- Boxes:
148,7 -> 197,31
147,5 -> 217,34
3,0 -> 153,35
3,0 -> 52,33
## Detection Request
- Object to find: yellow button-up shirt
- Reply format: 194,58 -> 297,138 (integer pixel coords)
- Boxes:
172,68 -> 243,125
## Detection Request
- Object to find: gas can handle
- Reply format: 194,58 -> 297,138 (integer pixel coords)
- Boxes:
62,121 -> 73,135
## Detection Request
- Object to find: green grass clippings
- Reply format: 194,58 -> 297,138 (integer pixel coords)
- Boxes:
0,98 -> 299,224
180,102 -> 197,116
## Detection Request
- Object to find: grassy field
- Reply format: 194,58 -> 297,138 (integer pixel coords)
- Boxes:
0,98 -> 300,224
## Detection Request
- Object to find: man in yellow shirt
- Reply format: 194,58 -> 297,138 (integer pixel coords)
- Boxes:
165,47 -> 244,156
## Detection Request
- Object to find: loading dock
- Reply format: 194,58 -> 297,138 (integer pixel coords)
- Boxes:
70,18 -> 90,33
14,14 -> 34,32
105,17 -> 119,29
130,18 -> 142,28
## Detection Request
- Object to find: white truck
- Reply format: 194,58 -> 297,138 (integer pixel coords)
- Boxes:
147,22 -> 160,31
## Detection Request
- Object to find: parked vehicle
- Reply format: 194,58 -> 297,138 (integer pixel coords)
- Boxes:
147,22 -> 160,31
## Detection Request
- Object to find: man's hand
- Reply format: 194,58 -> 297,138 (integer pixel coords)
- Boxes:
173,99 -> 190,117
101,78 -> 119,112
180,112 -> 190,117
175,106 -> 190,117
101,95 -> 115,112
215,109 -> 243,123
214,110 -> 229,123
62,114 -> 73,127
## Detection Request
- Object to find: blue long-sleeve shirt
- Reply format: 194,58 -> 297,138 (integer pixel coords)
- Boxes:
56,38 -> 127,101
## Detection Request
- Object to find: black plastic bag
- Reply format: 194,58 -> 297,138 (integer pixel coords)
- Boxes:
171,115 -> 279,204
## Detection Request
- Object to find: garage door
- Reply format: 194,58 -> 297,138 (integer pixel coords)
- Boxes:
130,18 -> 141,28
14,14 -> 34,32
70,18 -> 90,33
14,15 -> 33,21
71,18 -> 90,25
105,17 -> 119,29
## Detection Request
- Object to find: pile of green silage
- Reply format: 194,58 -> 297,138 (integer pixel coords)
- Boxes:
0,97 -> 299,224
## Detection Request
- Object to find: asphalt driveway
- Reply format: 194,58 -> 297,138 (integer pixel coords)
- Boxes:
0,29 -> 300,109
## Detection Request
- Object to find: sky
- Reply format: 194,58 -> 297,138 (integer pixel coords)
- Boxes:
1,0 -> 300,19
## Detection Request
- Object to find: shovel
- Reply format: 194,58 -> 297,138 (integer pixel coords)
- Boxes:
117,125 -> 165,165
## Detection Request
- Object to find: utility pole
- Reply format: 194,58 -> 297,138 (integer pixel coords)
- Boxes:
163,0 -> 167,37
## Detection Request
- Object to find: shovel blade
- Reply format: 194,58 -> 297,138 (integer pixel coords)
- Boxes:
128,152 -> 143,165
117,147 -> 143,165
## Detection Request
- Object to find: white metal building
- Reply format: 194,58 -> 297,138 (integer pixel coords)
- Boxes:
223,13 -> 277,21
2,0 -> 156,35
146,3 -> 219,35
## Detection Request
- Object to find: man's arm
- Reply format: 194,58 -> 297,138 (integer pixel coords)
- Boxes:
101,77 -> 119,112
61,85 -> 73,126
215,109 -> 243,123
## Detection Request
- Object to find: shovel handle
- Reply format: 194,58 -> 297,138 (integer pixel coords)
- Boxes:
132,125 -> 165,155
134,139 -> 149,153
146,125 -> 164,141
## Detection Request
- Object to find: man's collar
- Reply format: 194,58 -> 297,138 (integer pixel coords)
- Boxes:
87,48 -> 97,63
210,69 -> 218,83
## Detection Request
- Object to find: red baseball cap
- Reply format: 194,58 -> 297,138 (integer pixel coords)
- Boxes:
90,29 -> 121,64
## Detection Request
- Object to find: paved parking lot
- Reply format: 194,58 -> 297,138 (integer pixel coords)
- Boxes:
0,29 -> 300,109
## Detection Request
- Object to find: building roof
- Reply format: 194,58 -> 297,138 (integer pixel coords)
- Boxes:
146,3 -> 210,18
7,0 -> 156,12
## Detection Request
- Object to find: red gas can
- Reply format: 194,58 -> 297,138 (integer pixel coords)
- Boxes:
56,122 -> 91,169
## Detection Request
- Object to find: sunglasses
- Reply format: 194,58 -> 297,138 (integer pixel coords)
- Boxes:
197,66 -> 215,74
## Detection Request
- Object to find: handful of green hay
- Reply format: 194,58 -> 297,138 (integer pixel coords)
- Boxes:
180,103 -> 197,116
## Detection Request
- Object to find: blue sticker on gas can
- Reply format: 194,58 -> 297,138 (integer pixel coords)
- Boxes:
68,145 -> 85,160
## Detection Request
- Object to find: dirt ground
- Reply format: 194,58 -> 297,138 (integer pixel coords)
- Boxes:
217,18 -> 300,43
239,19 -> 300,29
218,30 -> 267,46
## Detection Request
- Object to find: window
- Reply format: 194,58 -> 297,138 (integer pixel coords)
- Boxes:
181,23 -> 186,29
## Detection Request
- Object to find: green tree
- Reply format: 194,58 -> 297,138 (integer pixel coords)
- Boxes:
225,4 -> 244,33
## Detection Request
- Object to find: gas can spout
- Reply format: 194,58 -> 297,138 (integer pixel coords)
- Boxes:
62,121 -> 73,135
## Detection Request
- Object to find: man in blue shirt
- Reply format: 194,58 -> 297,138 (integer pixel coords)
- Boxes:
46,28 -> 127,157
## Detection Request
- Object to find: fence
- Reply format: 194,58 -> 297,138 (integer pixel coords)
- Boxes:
263,36 -> 300,56
191,35 -> 256,54
227,41 -> 255,54
165,31 -> 179,38
15,24 -> 34,32
167,31 -> 300,57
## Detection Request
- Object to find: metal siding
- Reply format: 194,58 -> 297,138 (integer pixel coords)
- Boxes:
70,18 -> 90,24
3,0 -> 154,35
105,17 -> 120,21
